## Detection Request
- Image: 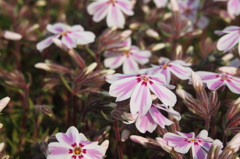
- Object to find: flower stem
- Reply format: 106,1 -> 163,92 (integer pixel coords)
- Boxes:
113,121 -> 123,159
85,46 -> 95,58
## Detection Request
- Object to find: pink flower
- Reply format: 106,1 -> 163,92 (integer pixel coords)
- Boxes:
109,71 -> 177,115
215,26 -> 240,53
215,0 -> 240,16
163,130 -> 222,159
123,104 -> 181,133
87,0 -> 134,28
37,23 -> 95,52
177,0 -> 200,22
104,38 -> 151,74
47,126 -> 108,159
196,71 -> 240,94
143,0 -> 168,8
148,57 -> 192,83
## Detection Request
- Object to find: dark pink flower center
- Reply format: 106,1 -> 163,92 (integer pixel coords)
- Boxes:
220,74 -> 229,81
185,138 -> 202,145
69,143 -> 87,159
123,50 -> 132,57
136,75 -> 153,85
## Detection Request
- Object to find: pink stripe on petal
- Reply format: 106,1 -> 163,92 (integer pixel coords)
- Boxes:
192,144 -> 207,159
206,79 -> 224,90
48,142 -> 70,155
109,77 -> 138,101
47,23 -> 66,34
135,112 -> 156,133
84,148 -> 104,158
93,3 -> 109,22
196,71 -> 218,81
217,31 -> 240,52
61,34 -> 77,49
104,55 -> 124,69
169,63 -> 192,80
149,82 -> 177,106
36,35 -> 59,52
56,126 -> 79,145
149,106 -> 173,128
107,5 -> 125,28
226,80 -> 240,94
116,0 -> 134,15
150,73 -> 167,84
123,57 -> 139,74
130,82 -> 152,115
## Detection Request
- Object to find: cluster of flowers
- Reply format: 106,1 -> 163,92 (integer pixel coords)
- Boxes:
32,0 -> 240,158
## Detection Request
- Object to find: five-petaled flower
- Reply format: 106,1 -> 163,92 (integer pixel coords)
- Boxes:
47,126 -> 108,159
37,23 -> 95,52
87,0 -> 134,28
196,71 -> 240,94
104,38 -> 151,74
123,104 -> 181,133
148,57 -> 192,83
163,130 -> 222,159
215,26 -> 240,53
109,71 -> 177,115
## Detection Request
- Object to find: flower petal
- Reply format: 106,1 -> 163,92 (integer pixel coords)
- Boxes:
116,0 -> 134,15
217,31 -> 240,52
196,71 -> 218,81
130,82 -> 152,115
48,142 -> 71,157
206,78 -> 224,90
56,126 -> 80,145
226,79 -> 240,94
69,31 -> 96,45
135,112 -> 157,133
131,46 -> 151,64
87,0 -> 109,22
107,5 -> 125,28
47,23 -> 67,34
163,133 -> 191,154
149,106 -> 173,128
169,63 -> 192,80
123,57 -> 139,74
149,82 -> 177,107
109,76 -> 138,101
104,55 -> 125,69
36,35 -> 59,52
61,34 -> 77,49
227,0 -> 240,16
192,143 -> 207,159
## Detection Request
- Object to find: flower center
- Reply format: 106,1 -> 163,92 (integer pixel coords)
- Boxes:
163,64 -> 168,69
185,8 -> 191,14
124,51 -> 131,56
74,147 -> 82,155
140,75 -> 149,82
221,74 -> 229,81
109,0 -> 115,4
61,32 -> 67,36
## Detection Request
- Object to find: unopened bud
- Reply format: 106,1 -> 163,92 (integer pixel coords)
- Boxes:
130,135 -> 149,147
156,137 -> 173,153
146,29 -> 160,39
226,133 -> 240,153
0,97 -> 10,112
121,129 -> 130,142
191,71 -> 203,88
3,31 -> 22,41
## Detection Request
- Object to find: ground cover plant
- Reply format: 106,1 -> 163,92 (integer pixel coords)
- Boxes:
0,0 -> 240,158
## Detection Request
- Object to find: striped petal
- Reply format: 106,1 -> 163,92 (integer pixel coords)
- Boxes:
149,82 -> 176,107
107,4 -> 125,28
109,76 -> 138,101
135,112 -> 156,133
130,82 -> 152,115
149,106 -> 173,128
123,57 -> 139,74
217,31 -> 240,52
